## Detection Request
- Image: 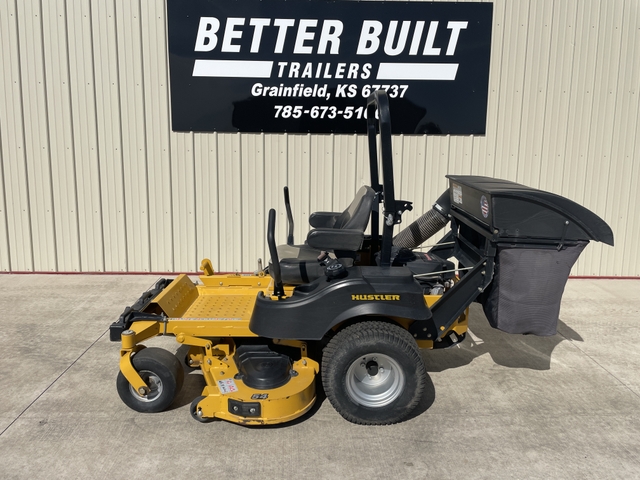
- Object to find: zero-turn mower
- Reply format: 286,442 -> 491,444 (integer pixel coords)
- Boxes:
110,91 -> 613,425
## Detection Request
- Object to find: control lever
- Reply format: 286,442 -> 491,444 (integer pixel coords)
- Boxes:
284,187 -> 294,246
266,209 -> 285,297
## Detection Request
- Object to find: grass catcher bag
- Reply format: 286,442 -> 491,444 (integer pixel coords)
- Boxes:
479,241 -> 587,336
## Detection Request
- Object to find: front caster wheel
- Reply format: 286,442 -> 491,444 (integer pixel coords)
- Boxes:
116,348 -> 184,413
322,321 -> 427,425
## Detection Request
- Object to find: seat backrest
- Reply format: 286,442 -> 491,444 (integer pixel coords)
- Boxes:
333,186 -> 376,231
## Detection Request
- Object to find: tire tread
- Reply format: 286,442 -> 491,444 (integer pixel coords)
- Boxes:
322,321 -> 426,425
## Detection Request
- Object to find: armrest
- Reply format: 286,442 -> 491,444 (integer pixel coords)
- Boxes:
306,228 -> 364,251
309,211 -> 340,228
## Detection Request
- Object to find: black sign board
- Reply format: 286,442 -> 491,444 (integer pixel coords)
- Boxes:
167,0 -> 492,134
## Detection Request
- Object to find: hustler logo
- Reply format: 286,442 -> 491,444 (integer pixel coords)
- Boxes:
351,294 -> 401,301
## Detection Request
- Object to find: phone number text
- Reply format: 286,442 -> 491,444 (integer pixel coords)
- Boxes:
276,105 -> 378,119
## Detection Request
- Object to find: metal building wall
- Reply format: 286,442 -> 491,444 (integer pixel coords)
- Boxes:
0,0 -> 638,275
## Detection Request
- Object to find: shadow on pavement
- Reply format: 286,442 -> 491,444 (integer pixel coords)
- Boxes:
423,304 -> 583,373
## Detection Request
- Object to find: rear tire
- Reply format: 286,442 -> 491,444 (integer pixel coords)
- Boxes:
116,348 -> 184,413
322,321 -> 426,425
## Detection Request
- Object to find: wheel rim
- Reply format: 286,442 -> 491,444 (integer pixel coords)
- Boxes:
129,370 -> 164,403
345,353 -> 405,408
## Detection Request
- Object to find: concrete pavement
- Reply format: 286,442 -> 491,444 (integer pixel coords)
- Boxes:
0,274 -> 638,479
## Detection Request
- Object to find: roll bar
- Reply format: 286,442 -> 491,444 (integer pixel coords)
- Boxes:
366,91 -> 413,267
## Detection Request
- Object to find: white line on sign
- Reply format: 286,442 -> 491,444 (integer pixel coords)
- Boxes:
192,59 -> 274,78
376,63 -> 459,81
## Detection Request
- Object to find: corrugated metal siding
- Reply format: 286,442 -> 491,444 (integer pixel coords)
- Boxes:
0,0 -> 638,275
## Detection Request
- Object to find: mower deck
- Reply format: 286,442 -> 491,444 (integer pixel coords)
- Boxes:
114,269 -> 319,424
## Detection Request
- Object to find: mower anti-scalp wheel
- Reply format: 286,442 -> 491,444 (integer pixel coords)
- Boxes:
116,347 -> 184,413
322,321 -> 427,425
190,395 -> 214,423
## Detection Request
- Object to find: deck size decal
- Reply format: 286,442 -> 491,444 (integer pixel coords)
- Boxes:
167,0 -> 492,134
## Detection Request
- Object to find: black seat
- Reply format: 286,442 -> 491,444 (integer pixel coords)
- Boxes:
275,185 -> 376,285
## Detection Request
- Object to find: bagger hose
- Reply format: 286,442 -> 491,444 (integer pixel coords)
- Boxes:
393,189 -> 451,250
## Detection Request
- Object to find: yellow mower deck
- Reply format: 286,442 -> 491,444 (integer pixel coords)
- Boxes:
118,267 -> 321,424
